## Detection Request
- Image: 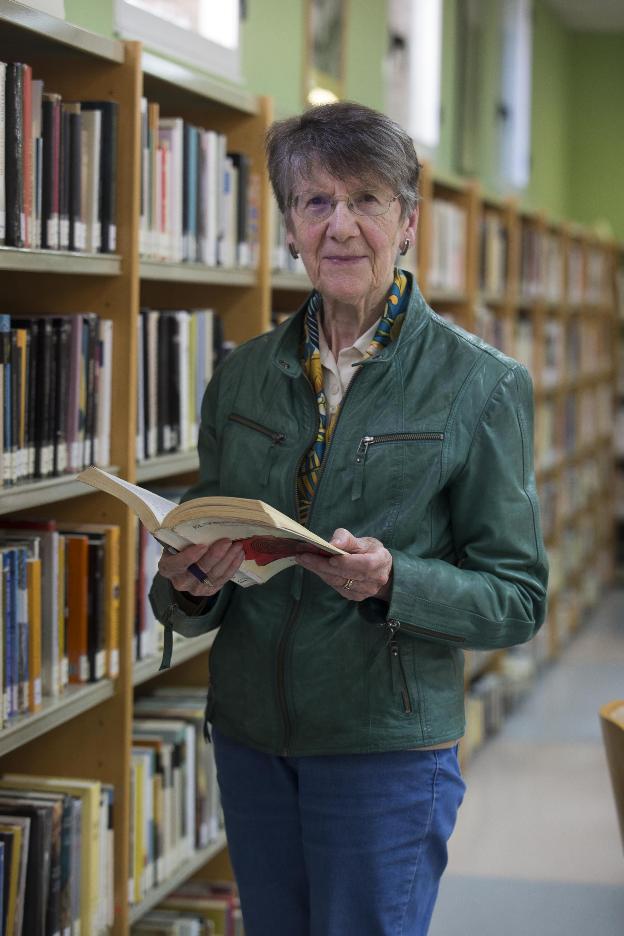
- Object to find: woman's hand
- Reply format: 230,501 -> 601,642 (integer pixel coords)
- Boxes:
295,528 -> 393,602
158,539 -> 245,598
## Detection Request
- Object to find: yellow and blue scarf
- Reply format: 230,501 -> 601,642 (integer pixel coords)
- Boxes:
297,268 -> 409,524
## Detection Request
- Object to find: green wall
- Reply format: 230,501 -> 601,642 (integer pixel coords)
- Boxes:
525,0 -> 572,220
566,31 -> 624,239
61,0 -> 624,237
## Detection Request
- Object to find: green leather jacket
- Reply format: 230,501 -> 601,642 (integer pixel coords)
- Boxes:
149,275 -> 548,755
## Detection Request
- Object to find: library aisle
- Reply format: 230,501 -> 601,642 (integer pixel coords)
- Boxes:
430,590 -> 624,936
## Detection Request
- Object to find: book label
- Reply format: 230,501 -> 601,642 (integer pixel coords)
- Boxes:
75,220 -> 86,251
109,648 -> 119,678
95,650 -> 105,681
47,216 -> 59,249
110,224 -> 116,251
79,654 -> 88,682
60,218 -> 69,249
34,677 -> 42,708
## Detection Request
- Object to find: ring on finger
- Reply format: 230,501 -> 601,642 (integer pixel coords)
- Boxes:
201,574 -> 214,588
343,578 -> 354,590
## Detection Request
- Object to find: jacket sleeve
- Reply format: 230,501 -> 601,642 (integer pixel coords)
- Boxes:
377,364 -> 549,650
148,367 -> 235,646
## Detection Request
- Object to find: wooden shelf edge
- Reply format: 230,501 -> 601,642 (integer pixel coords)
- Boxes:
136,453 -> 199,483
139,261 -> 257,285
0,680 -> 115,757
0,0 -> 124,62
0,247 -> 122,275
133,632 -> 216,687
0,467 -> 119,515
128,832 -> 228,924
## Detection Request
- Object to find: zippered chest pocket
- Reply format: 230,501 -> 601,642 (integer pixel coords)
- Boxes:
224,413 -> 286,489
352,431 -> 444,501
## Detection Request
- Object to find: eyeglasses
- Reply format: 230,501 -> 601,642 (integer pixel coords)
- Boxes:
289,189 -> 400,223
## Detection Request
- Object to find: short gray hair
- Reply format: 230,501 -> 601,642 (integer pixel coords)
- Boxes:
265,101 -> 421,220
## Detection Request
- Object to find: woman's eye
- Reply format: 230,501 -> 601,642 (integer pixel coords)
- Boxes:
306,194 -> 329,208
354,191 -> 380,205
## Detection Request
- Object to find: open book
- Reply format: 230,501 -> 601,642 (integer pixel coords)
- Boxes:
77,466 -> 345,587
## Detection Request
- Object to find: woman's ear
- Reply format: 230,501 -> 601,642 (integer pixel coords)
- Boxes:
403,204 -> 419,246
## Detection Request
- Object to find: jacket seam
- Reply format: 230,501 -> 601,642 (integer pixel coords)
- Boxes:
399,590 -> 539,627
453,363 -> 518,479
512,367 -> 542,571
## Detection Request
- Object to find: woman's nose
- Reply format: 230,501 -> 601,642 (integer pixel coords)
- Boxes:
326,199 -> 360,238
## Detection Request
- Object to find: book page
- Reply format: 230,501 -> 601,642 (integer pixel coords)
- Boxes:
77,467 -> 176,530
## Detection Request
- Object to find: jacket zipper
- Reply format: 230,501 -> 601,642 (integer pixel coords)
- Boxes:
386,617 -> 466,644
228,413 -> 285,485
228,412 -> 285,446
276,366 -> 364,755
353,432 -> 444,501
386,619 -> 412,714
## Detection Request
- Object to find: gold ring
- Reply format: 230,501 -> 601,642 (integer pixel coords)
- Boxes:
202,575 -> 214,587
343,578 -> 354,590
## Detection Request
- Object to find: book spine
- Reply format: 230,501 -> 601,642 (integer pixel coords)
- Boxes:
21,64 -> 32,248
68,109 -> 83,251
5,64 -> 24,248
27,556 -> 42,712
15,546 -> 29,714
2,550 -> 15,717
106,526 -> 120,679
59,108 -> 70,250
0,62 -> 6,243
66,536 -> 89,684
53,318 -> 70,475
42,95 -> 61,250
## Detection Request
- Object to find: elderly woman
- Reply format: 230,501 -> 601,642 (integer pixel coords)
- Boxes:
150,102 -> 548,936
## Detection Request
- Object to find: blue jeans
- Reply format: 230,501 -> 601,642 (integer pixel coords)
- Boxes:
212,727 -> 466,936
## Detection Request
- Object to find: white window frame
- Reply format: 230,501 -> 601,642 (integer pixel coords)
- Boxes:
114,0 -> 242,85
386,0 -> 443,156
499,0 -> 533,190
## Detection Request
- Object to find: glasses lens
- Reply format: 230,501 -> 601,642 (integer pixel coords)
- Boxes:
295,192 -> 333,221
350,190 -> 388,216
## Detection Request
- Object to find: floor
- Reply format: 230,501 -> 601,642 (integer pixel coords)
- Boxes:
429,589 -> 624,936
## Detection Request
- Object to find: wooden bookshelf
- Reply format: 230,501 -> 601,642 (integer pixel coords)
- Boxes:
0,4 -> 619,924
127,832 -> 228,924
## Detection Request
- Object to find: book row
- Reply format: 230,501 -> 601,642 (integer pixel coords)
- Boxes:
479,212 -> 508,298
520,227 -> 612,306
0,61 -> 117,253
538,451 -> 612,543
474,307 -> 613,386
139,99 -> 259,267
0,313 -> 113,487
130,688 -> 223,907
132,880 -> 243,936
0,520 -> 120,721
0,773 -> 113,936
427,199 -> 467,294
461,648 -> 536,763
137,309 -> 229,463
535,386 -> 613,472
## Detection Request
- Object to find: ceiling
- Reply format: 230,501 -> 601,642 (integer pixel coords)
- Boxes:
546,0 -> 624,31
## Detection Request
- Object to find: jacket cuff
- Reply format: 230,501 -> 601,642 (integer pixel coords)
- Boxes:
148,572 -> 223,639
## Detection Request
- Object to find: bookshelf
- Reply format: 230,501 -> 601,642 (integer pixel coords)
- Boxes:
0,4 -> 619,927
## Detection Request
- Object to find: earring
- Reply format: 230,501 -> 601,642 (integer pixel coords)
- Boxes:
288,243 -> 299,260
399,239 -> 410,256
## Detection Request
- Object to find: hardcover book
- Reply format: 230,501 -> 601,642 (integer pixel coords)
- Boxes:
77,465 -> 345,587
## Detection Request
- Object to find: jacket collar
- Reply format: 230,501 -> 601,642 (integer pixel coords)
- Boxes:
271,270 -> 432,378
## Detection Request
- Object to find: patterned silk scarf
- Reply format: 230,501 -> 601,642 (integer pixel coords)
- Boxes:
297,267 -> 409,524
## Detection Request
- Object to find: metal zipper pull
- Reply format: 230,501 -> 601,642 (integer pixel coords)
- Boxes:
352,435 -> 374,501
387,624 -> 413,714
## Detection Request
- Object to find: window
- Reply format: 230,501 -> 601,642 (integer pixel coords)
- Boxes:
115,0 -> 241,83
499,0 -> 533,189
386,0 -> 443,152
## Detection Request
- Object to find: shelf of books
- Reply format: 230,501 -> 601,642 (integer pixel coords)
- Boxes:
0,2 -> 620,925
616,246 -> 624,581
